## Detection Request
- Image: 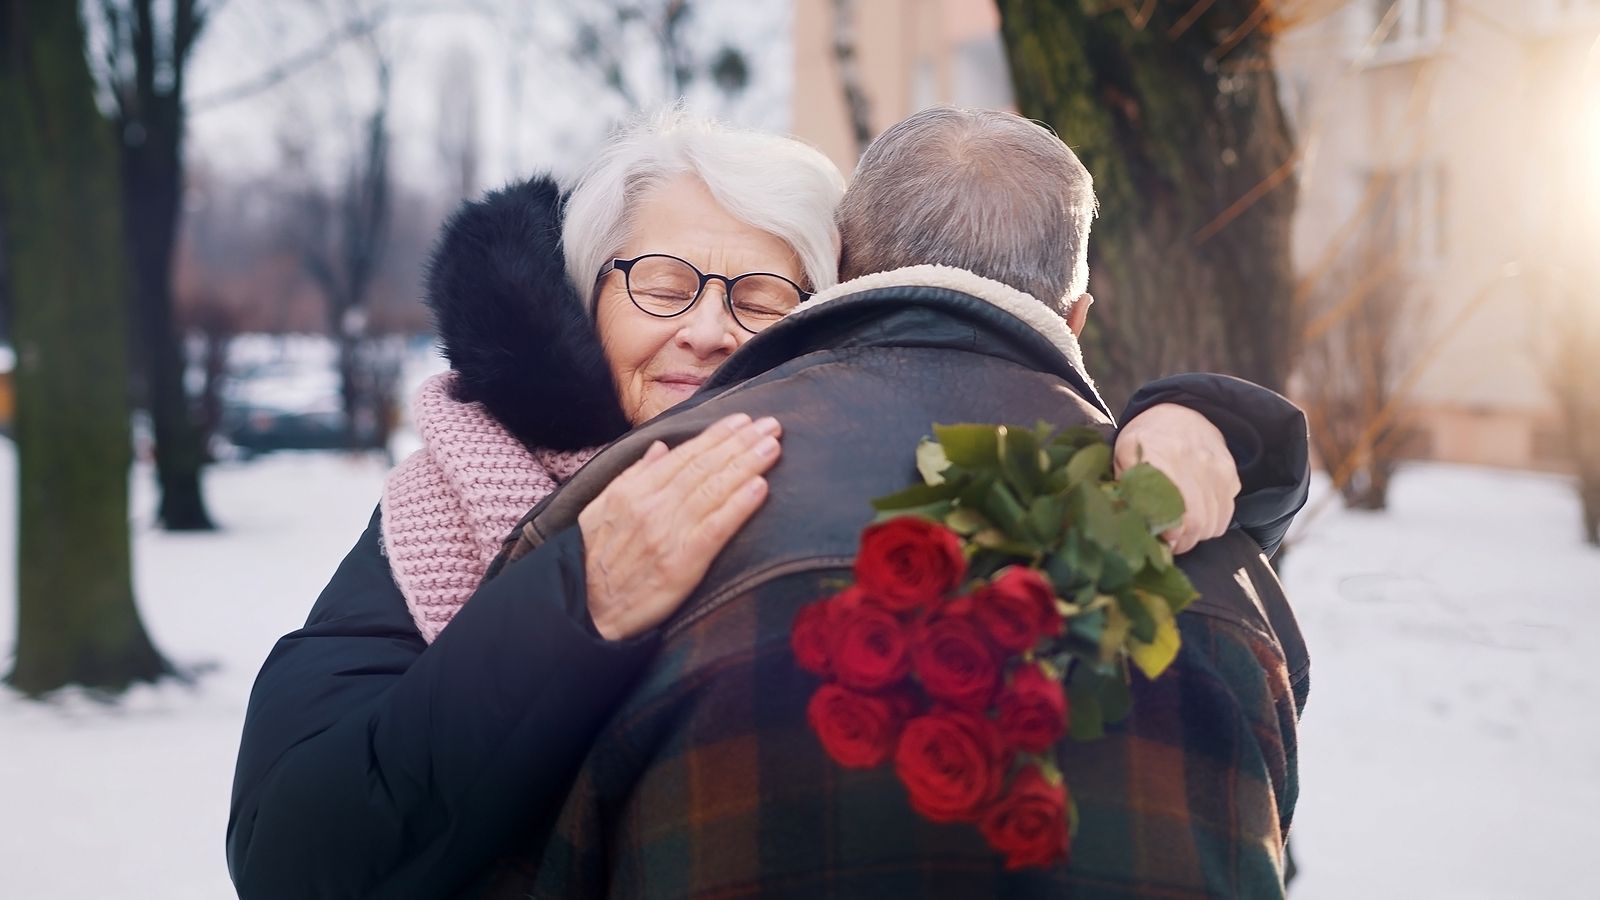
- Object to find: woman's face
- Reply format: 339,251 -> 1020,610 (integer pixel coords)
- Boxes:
595,175 -> 804,425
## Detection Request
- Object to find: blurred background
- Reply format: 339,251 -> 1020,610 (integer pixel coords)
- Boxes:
1,1 -> 1597,897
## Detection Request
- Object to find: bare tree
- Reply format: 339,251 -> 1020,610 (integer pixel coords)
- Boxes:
1298,223 -> 1418,511
293,48 -> 394,450
96,0 -> 217,530
566,0 -> 750,111
1541,277 -> 1600,545
436,45 -> 481,202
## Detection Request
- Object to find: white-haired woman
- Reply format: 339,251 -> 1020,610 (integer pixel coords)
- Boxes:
226,111 -> 1299,899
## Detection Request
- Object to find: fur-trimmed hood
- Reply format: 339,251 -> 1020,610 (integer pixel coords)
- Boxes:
423,176 -> 630,451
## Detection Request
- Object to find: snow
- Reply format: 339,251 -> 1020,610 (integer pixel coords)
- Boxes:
1282,466 -> 1600,899
2,449 -> 1598,898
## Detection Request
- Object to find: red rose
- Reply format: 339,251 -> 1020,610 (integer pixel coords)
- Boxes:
979,765 -> 1070,870
830,602 -> 912,691
910,611 -> 1001,710
995,664 -> 1069,754
806,683 -> 907,768
973,567 -> 1063,654
893,708 -> 1006,822
792,601 -> 837,676
791,588 -> 866,676
854,517 -> 967,612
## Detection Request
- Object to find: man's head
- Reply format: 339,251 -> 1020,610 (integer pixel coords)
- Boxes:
836,106 -> 1098,329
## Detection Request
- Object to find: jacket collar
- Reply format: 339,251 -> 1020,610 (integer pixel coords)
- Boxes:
703,265 -> 1111,418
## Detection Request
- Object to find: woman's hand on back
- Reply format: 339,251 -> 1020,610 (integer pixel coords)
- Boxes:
579,413 -> 782,640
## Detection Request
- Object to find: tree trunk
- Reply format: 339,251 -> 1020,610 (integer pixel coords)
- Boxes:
123,153 -> 214,529
1580,480 -> 1599,547
0,0 -> 172,696
996,1 -> 1299,409
113,0 -> 214,531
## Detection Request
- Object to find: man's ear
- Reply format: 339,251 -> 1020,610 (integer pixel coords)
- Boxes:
1066,292 -> 1093,336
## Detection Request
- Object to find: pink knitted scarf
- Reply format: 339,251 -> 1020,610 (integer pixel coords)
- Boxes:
380,372 -> 598,643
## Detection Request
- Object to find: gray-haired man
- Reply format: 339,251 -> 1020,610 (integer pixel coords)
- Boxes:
486,106 -> 1309,898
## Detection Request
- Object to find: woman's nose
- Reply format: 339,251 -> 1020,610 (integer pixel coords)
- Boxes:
675,284 -> 740,356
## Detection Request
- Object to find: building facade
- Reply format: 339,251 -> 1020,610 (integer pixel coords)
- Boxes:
791,0 -> 1600,472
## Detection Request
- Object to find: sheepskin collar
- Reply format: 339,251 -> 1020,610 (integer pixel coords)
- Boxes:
802,264 -> 1104,409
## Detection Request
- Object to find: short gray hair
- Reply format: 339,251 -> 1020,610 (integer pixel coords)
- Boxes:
836,106 -> 1097,312
563,108 -> 846,309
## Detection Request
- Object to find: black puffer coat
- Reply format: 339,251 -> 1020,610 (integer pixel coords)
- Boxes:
226,178 -> 1309,899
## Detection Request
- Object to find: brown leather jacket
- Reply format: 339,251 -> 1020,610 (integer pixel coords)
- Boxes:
468,268 -> 1309,898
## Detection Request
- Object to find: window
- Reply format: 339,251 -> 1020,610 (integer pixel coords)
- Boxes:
1352,0 -> 1448,62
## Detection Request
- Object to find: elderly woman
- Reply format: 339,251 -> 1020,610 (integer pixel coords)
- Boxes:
226,112 -> 1304,899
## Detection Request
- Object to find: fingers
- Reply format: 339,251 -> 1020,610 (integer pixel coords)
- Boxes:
641,413 -> 778,489
680,475 -> 770,575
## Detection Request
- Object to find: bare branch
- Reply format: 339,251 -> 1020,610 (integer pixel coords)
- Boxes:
188,2 -> 393,113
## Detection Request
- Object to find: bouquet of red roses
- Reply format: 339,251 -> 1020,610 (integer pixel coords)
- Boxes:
792,423 -> 1199,869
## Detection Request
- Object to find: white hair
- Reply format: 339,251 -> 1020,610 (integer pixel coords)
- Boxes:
837,106 -> 1098,313
563,108 -> 846,310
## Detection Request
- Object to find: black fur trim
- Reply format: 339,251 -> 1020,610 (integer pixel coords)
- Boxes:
424,176 -> 630,451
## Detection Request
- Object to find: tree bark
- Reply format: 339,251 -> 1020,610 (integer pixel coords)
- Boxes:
996,0 -> 1299,409
110,0 -> 215,530
0,0 -> 172,695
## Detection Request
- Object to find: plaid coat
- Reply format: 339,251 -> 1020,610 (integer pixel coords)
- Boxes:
474,270 -> 1309,899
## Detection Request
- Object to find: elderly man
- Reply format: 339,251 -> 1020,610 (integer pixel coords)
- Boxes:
484,107 -> 1308,898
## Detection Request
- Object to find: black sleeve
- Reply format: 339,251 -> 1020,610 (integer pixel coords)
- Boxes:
1121,373 -> 1310,558
226,508 -> 657,900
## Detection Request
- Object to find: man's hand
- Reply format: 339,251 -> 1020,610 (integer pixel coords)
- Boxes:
1114,403 -> 1240,555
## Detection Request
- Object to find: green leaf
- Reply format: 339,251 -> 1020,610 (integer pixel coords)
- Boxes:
1098,599 -> 1132,663
1071,481 -> 1120,550
1051,426 -> 1106,452
1128,591 -> 1181,680
870,481 -> 960,512
979,479 -> 1030,536
944,506 -> 989,536
1118,590 -> 1156,643
998,425 -> 1044,497
1132,563 -> 1201,613
871,501 -> 952,523
1043,443 -> 1076,474
971,528 -> 1037,557
1027,495 -> 1065,546
933,424 -> 1000,467
1114,510 -> 1160,569
1098,549 -> 1135,593
1065,442 -> 1111,487
916,439 -> 952,486
1068,606 -> 1106,646
1120,462 -> 1186,533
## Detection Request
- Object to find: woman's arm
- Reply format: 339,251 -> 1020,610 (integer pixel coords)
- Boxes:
1119,373 -> 1310,557
227,412 -> 785,899
227,512 -> 655,900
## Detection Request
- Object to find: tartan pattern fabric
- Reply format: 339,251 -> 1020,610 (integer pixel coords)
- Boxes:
507,553 -> 1303,900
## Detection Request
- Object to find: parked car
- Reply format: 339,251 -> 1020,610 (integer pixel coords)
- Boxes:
217,363 -> 378,457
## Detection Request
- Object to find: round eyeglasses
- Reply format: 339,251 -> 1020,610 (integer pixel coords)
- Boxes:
596,253 -> 810,334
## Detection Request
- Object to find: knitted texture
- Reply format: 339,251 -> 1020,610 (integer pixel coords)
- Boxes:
381,372 -> 597,642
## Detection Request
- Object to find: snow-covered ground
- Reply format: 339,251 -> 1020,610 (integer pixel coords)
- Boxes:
2,449 -> 1597,898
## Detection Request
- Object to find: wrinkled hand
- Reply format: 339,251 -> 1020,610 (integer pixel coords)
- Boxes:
1114,403 -> 1240,555
579,413 -> 782,640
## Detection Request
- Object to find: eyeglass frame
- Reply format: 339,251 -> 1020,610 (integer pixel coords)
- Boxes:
595,253 -> 812,335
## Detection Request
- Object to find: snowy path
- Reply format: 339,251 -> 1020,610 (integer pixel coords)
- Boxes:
2,449 -> 1597,899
